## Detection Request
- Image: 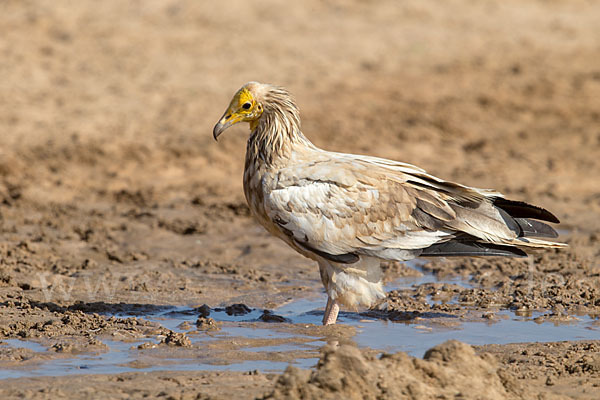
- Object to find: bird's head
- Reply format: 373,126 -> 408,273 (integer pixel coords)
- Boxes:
213,82 -> 265,141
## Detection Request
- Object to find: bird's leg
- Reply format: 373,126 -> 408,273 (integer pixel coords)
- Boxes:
323,297 -> 332,324
322,297 -> 339,325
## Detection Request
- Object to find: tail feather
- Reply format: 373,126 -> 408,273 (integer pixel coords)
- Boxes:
421,197 -> 565,258
511,237 -> 568,248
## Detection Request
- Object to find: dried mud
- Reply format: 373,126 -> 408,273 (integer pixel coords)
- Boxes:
1,0 -> 600,399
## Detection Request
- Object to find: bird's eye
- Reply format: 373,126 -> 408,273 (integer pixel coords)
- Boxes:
242,102 -> 251,110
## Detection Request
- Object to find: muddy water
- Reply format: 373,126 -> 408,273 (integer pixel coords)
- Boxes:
2,274 -> 597,380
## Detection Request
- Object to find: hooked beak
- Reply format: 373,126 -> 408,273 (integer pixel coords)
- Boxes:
213,112 -> 241,141
212,117 -> 229,141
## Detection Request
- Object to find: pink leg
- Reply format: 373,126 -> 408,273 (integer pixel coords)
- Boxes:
322,297 -> 340,325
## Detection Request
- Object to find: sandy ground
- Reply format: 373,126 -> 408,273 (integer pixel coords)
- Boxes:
1,0 -> 599,398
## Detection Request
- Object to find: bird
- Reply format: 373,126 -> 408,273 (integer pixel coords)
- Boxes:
213,82 -> 566,326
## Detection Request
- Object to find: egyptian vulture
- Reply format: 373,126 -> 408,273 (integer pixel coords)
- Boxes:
213,82 -> 565,325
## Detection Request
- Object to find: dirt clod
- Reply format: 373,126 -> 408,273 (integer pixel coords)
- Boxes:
196,317 -> 221,332
264,341 -> 524,400
160,331 -> 191,347
223,304 -> 253,316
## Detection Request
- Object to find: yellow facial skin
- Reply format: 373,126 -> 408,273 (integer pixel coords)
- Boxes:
213,87 -> 263,140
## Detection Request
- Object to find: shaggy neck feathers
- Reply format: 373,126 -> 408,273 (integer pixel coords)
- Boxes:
246,85 -> 313,167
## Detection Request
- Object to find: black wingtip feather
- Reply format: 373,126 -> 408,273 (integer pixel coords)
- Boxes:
515,218 -> 559,238
493,198 -> 560,223
421,241 -> 528,258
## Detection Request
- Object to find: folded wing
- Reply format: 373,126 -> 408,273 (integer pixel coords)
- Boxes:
264,153 -> 564,264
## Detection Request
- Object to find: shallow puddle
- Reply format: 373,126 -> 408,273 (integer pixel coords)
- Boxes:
1,274 -> 598,379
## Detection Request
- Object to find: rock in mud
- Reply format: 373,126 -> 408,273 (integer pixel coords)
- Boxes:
196,316 -> 221,331
196,304 -> 211,318
259,310 -> 288,323
160,331 -> 191,347
224,303 -> 252,316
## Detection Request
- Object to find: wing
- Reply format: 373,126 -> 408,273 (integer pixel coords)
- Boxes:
264,155 -> 458,262
264,152 -> 562,264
